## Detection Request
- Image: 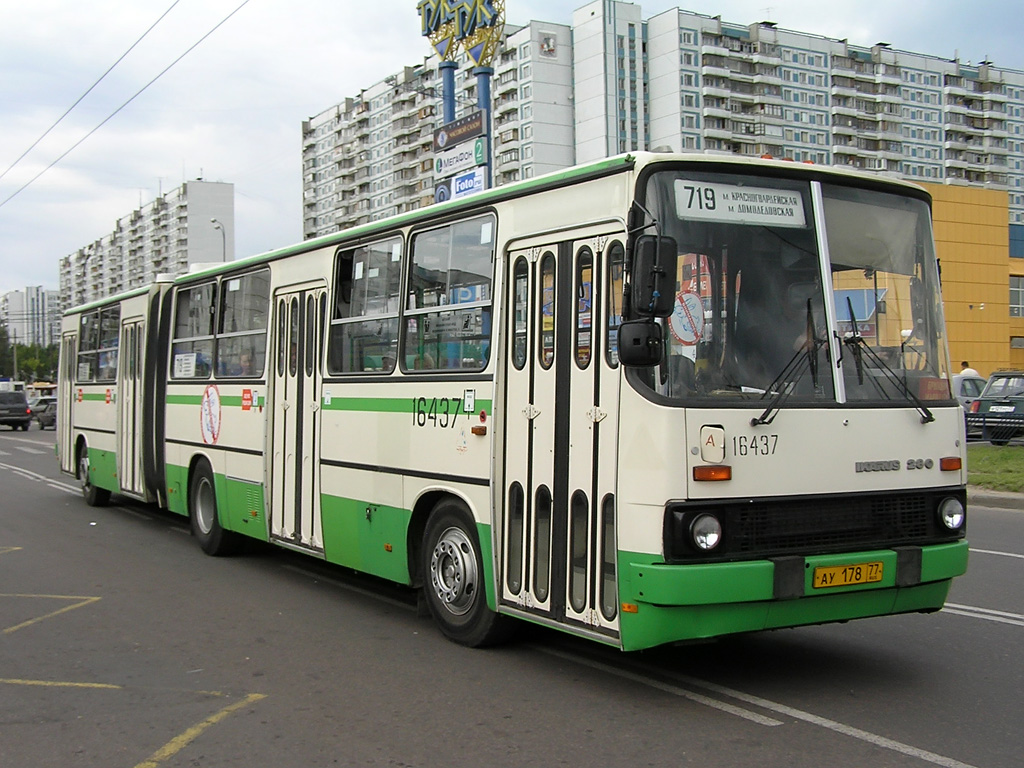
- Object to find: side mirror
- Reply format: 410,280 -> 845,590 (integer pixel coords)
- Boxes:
631,235 -> 678,318
617,320 -> 664,367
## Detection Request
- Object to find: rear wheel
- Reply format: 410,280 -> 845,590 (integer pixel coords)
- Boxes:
982,426 -> 1011,446
421,500 -> 512,647
78,447 -> 110,507
189,461 -> 240,556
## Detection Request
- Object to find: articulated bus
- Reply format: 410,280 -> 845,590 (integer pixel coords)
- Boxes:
58,152 -> 968,651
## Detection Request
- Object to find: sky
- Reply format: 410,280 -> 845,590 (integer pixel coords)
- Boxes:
1,0 -> 1021,296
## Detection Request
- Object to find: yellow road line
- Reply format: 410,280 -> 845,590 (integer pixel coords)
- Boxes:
0,677 -> 122,689
0,594 -> 101,634
0,546 -> 22,555
134,692 -> 267,768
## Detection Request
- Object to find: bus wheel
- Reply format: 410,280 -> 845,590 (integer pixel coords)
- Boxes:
421,500 -> 512,647
78,448 -> 110,507
189,462 -> 240,556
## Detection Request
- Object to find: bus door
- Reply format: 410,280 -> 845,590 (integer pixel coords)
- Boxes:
269,285 -> 327,553
500,234 -> 624,637
118,318 -> 146,496
58,332 -> 77,475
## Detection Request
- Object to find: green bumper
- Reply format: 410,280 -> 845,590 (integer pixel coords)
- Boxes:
618,541 -> 968,651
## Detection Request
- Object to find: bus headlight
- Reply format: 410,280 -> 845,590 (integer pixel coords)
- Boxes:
690,513 -> 722,551
938,497 -> 965,531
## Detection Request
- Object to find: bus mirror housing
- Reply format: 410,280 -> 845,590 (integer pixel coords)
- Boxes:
631,235 -> 678,318
618,320 -> 664,367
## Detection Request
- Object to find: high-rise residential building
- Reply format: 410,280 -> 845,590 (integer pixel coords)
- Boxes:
302,21 -> 573,239
303,2 -> 1024,248
0,286 -> 60,347
59,180 -> 234,310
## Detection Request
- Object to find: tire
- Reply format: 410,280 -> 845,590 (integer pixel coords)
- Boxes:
78,447 -> 111,507
189,461 -> 240,556
20,422 -> 29,431
982,426 -> 1011,446
421,500 -> 512,647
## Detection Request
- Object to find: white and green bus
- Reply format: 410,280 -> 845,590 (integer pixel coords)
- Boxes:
58,152 -> 968,651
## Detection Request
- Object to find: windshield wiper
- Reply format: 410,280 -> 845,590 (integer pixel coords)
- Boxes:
752,301 -> 825,426
843,297 -> 934,424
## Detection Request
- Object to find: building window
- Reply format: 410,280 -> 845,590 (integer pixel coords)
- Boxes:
1012,276 -> 1024,317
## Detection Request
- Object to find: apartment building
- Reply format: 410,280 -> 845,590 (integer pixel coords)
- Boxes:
59,180 -> 234,309
0,286 -> 60,347
302,21 -> 573,239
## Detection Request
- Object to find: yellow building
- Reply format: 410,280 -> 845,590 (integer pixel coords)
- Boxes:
923,183 -> 1024,377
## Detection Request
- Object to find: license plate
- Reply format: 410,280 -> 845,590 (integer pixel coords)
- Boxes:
989,405 -> 1015,412
812,561 -> 883,589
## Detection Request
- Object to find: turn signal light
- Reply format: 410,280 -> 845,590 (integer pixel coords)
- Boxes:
693,465 -> 732,481
940,457 -> 962,471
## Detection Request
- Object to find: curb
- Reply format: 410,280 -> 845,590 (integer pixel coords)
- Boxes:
967,485 -> 1024,509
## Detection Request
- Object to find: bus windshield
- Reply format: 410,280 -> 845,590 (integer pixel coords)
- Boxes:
634,169 -> 951,406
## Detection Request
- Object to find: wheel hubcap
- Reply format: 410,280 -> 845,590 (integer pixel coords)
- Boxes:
78,455 -> 91,492
429,527 -> 478,616
194,477 -> 215,535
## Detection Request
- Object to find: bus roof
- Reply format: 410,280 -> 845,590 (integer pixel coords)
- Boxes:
176,151 -> 930,285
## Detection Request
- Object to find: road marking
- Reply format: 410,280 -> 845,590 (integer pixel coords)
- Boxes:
0,594 -> 102,634
16,446 -> 45,455
0,546 -> 22,556
133,692 -> 266,768
655,669 -> 981,768
944,603 -> 1024,628
536,646 -> 783,727
969,547 -> 1024,560
539,645 -> 978,768
0,677 -> 122,690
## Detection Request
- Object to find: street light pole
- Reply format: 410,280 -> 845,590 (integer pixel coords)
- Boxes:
210,218 -> 226,261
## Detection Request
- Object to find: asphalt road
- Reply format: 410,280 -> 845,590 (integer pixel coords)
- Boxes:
1,426 -> 1022,768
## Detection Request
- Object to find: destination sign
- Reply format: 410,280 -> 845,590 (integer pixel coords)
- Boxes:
673,180 -> 806,228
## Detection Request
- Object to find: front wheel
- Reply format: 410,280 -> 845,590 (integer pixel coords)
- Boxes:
189,462 -> 240,556
421,500 -> 512,647
78,448 -> 110,507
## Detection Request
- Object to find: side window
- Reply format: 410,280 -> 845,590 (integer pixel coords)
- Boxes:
404,215 -> 494,371
575,247 -> 594,369
76,311 -> 100,382
605,241 -> 625,367
511,258 -> 529,370
538,252 -> 555,369
96,306 -> 120,382
171,282 -> 216,379
328,236 -> 402,374
216,270 -> 270,377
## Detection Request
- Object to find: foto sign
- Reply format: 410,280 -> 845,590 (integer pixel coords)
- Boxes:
452,167 -> 486,200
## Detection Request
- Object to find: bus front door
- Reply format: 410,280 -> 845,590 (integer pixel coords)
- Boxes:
500,235 -> 623,639
269,286 -> 326,553
118,318 -> 145,496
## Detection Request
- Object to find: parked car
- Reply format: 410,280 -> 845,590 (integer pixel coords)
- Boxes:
34,396 -> 57,429
968,371 -> 1024,445
0,391 -> 33,431
952,373 -> 986,437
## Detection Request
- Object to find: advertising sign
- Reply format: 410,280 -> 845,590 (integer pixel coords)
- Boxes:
435,137 -> 487,178
434,179 -> 452,204
451,167 -> 486,200
433,111 -> 485,152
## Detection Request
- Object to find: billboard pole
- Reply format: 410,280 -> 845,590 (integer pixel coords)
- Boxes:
474,66 -> 493,189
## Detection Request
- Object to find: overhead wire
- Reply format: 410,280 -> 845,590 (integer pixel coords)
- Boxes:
0,0 -> 183,185
0,0 -> 253,212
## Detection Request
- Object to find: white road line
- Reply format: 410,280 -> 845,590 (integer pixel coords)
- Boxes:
944,603 -> 1024,628
656,670 -> 980,768
970,547 -> 1024,560
15,446 -> 45,455
536,646 -> 783,727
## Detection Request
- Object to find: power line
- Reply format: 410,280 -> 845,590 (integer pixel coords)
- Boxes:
0,0 -> 183,185
0,0 -> 253,212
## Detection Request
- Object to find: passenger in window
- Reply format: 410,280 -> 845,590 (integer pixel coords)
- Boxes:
239,350 -> 256,376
